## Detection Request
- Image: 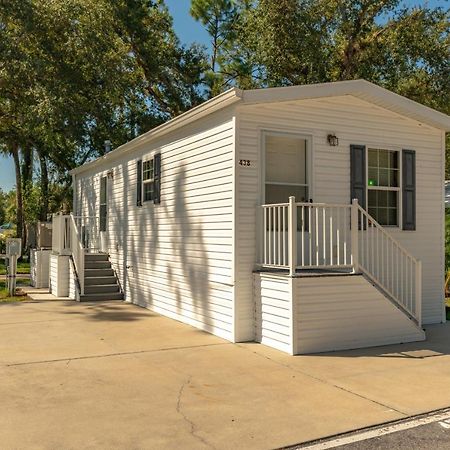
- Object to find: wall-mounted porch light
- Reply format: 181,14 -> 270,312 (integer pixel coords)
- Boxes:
327,134 -> 339,146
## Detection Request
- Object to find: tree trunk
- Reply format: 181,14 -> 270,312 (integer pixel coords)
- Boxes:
11,143 -> 24,242
21,146 -> 33,187
38,150 -> 49,221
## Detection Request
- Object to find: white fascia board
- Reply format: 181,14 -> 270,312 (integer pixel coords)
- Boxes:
70,87 -> 243,176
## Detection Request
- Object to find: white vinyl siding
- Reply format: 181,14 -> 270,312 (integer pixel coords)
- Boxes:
236,95 -> 444,336
49,254 -> 69,298
74,109 -> 236,341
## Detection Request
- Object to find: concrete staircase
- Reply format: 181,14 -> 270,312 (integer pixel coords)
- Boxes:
80,253 -> 123,302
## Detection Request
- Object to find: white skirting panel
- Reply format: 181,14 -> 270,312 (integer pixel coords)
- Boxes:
49,254 -> 69,298
294,275 -> 425,354
254,273 -> 293,354
254,272 -> 425,355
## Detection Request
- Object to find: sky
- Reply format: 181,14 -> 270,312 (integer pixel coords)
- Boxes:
0,0 -> 446,192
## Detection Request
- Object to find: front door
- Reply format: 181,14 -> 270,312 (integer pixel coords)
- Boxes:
263,132 -> 310,204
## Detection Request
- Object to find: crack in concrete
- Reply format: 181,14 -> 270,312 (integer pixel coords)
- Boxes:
4,343 -> 230,368
176,376 -> 215,449
0,318 -> 85,327
237,344 -> 407,417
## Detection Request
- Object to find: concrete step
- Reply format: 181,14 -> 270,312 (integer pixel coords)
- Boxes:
84,276 -> 118,286
84,284 -> 120,294
79,292 -> 123,302
84,268 -> 114,277
84,253 -> 109,262
85,261 -> 111,269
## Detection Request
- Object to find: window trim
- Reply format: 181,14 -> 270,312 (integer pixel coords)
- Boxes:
366,147 -> 402,228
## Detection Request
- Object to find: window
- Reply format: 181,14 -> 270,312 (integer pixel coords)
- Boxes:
137,154 -> 161,206
367,148 -> 399,226
143,159 -> 154,202
264,134 -> 309,204
99,176 -> 107,232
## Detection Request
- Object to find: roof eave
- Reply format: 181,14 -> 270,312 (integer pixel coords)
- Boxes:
70,87 -> 243,176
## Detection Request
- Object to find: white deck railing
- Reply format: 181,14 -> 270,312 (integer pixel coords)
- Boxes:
258,197 -> 422,325
52,213 -> 100,296
260,198 -> 353,273
72,216 -> 100,252
52,214 -> 71,255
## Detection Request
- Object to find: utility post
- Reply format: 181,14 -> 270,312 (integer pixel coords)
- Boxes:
6,238 -> 22,296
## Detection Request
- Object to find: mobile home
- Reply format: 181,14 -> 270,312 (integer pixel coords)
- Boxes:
49,80 -> 450,354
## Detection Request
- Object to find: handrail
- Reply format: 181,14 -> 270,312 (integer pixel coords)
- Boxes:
69,255 -> 81,296
357,205 -> 419,264
356,204 -> 422,325
70,214 -> 85,295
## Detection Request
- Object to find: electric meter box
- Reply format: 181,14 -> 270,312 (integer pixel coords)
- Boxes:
6,238 -> 22,257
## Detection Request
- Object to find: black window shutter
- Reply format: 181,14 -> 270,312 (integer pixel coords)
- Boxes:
350,144 -> 366,209
154,153 -> 161,204
402,149 -> 416,230
136,159 -> 142,206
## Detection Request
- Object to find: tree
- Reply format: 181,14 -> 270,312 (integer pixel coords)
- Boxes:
230,0 -> 449,116
113,0 -> 207,118
1,0 -> 209,242
190,0 -> 252,95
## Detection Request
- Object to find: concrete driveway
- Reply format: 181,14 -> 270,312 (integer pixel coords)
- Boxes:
1,297 -> 450,450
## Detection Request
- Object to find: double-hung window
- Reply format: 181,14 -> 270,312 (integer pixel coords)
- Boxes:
367,148 -> 400,226
99,176 -> 107,232
143,159 -> 155,202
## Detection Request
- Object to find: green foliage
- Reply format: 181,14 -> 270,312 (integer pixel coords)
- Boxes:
0,190 -> 16,225
0,0 -> 209,234
230,0 -> 449,116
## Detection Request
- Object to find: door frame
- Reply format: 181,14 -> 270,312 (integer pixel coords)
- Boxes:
260,129 -> 314,205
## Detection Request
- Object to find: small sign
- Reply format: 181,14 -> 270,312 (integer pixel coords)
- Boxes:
239,159 -> 251,167
6,238 -> 22,257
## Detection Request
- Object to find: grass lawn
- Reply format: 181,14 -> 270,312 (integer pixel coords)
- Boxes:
0,278 -> 30,303
0,261 -> 30,275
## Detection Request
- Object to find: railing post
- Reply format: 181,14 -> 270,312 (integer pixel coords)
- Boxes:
288,196 -> 297,276
256,205 -> 262,266
351,198 -> 360,273
416,260 -> 422,327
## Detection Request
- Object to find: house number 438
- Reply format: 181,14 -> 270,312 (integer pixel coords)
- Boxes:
239,159 -> 251,166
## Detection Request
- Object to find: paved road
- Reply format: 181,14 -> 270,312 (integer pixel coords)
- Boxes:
336,421 -> 450,449
295,409 -> 450,450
